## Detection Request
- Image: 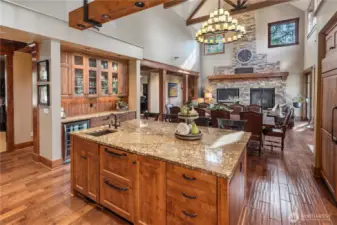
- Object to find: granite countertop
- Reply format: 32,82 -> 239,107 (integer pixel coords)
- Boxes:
61,110 -> 136,123
71,120 -> 251,179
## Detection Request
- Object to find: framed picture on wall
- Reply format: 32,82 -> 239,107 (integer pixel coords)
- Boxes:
204,34 -> 225,55
38,84 -> 50,106
168,83 -> 178,98
37,60 -> 49,82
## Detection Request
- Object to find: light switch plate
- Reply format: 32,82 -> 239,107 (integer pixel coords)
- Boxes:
44,108 -> 49,114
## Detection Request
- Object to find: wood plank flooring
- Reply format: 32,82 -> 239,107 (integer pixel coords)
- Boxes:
0,122 -> 336,225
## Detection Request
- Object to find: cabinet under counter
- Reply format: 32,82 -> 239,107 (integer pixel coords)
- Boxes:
71,120 -> 250,225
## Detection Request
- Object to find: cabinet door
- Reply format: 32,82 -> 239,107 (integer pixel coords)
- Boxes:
74,148 -> 88,195
321,129 -> 336,194
100,176 -> 134,222
73,55 -> 85,97
87,58 -> 98,97
61,52 -> 72,97
87,150 -> 99,202
135,156 -> 166,225
118,62 -> 128,97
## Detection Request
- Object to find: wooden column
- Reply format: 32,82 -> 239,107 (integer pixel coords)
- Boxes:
147,75 -> 151,112
183,74 -> 188,103
5,54 -> 14,152
312,32 -> 325,177
194,76 -> 199,99
159,69 -> 167,118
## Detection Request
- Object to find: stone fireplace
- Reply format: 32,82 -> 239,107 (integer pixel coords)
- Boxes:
217,88 -> 240,103
250,88 -> 275,109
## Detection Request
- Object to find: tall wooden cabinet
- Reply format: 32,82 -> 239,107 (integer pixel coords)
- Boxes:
320,17 -> 337,199
61,52 -> 129,98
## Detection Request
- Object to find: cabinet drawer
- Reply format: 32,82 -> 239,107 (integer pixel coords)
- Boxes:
167,179 -> 216,207
100,146 -> 136,187
166,164 -> 216,194
73,136 -> 99,155
100,176 -> 134,222
167,196 -> 216,225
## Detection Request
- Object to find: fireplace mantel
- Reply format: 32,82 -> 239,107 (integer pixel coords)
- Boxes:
208,72 -> 289,81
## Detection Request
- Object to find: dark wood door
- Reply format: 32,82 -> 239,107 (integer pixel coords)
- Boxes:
87,150 -> 99,202
321,73 -> 337,134
135,156 -> 166,225
74,148 -> 87,195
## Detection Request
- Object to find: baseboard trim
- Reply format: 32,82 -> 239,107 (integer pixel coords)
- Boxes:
14,141 -> 34,150
312,164 -> 321,178
32,154 -> 63,169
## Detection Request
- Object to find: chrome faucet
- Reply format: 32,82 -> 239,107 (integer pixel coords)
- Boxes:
109,114 -> 120,129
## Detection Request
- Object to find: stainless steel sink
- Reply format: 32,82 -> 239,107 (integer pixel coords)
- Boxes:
86,129 -> 117,137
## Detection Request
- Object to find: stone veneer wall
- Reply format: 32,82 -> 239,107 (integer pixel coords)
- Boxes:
207,12 -> 286,104
209,79 -> 287,105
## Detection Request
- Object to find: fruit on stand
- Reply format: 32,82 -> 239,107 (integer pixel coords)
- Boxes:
191,123 -> 199,135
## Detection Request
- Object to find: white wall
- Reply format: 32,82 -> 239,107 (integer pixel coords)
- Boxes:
149,73 -> 160,113
6,0 -> 200,72
13,52 -> 33,144
39,39 -> 62,161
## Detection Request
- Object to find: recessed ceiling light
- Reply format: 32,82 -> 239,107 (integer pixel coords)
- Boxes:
101,14 -> 111,20
77,24 -> 86,29
134,2 -> 145,8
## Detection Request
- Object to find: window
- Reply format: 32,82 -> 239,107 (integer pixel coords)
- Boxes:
268,18 -> 299,48
307,0 -> 317,38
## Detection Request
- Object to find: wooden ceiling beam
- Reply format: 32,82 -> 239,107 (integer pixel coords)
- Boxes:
163,0 -> 188,9
186,0 -> 207,24
187,0 -> 292,26
69,0 -> 172,30
141,59 -> 199,76
223,0 -> 237,8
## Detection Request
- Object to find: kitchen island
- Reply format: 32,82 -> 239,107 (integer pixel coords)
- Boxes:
71,120 -> 251,225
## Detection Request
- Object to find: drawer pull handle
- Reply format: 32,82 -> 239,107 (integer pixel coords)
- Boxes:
182,174 -> 196,181
181,192 -> 196,199
81,156 -> 87,159
330,46 -> 335,50
105,148 -> 127,158
104,179 -> 128,191
182,210 -> 197,218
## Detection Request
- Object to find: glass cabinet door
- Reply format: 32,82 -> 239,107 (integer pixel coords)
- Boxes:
74,68 -> 84,96
112,72 -> 118,95
101,71 -> 109,95
88,70 -> 97,95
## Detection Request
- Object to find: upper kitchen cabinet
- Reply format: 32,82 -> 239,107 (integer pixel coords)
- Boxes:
61,52 -> 72,97
118,62 -> 128,97
60,52 -> 129,99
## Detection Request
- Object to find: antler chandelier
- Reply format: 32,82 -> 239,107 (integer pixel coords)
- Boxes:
195,0 -> 246,45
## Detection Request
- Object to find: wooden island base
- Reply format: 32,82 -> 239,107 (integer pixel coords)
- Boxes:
71,136 -> 247,225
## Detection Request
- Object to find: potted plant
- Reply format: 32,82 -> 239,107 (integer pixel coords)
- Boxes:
292,94 -> 305,108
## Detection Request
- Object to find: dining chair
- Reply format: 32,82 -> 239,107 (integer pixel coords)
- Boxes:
198,102 -> 210,109
229,104 -> 246,115
194,107 -> 206,117
194,117 -> 210,127
240,111 -> 263,155
144,112 -> 160,121
263,108 -> 294,151
164,114 -> 181,123
165,104 -> 173,114
211,110 -> 230,128
170,106 -> 181,115
217,119 -> 246,131
247,104 -> 262,113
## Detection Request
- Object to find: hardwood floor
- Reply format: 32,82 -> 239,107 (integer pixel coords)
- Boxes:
0,123 -> 336,225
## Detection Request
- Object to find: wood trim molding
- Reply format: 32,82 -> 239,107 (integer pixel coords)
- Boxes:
14,141 -> 34,150
163,0 -> 187,8
141,59 -> 199,76
159,69 -> 167,118
208,72 -> 289,81
187,0 -> 293,25
33,154 -> 63,169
